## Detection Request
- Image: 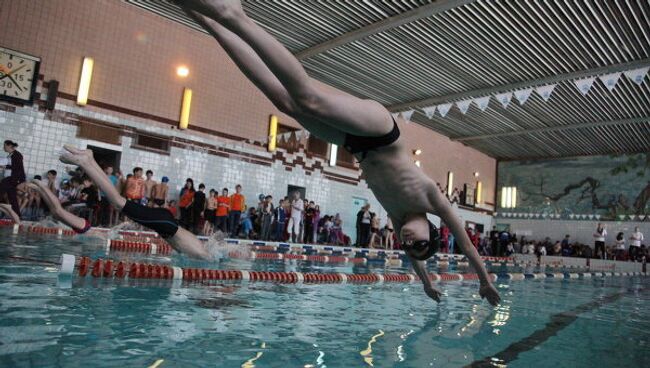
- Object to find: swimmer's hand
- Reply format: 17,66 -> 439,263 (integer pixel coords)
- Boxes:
424,285 -> 442,303
479,282 -> 500,306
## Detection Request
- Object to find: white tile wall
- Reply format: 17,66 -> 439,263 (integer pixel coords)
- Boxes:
498,218 -> 650,245
0,102 -> 492,242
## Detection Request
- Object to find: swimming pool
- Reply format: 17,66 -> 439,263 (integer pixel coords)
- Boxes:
0,228 -> 648,368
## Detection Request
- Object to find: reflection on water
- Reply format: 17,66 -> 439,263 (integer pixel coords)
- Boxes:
0,230 -> 648,368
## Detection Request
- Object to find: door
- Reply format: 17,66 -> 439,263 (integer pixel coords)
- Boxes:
87,145 -> 121,172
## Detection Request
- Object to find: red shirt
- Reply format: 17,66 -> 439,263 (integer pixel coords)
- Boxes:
216,196 -> 230,217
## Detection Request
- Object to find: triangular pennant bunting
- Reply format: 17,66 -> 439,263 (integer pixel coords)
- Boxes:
422,106 -> 437,119
574,77 -> 596,95
437,103 -> 452,117
514,88 -> 533,105
534,84 -> 556,101
598,72 -> 621,91
401,109 -> 414,121
495,92 -> 513,108
623,67 -> 649,85
456,99 -> 472,114
473,96 -> 490,111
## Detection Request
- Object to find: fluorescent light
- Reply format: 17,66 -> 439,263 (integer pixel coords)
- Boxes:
268,115 -> 278,151
415,160 -> 421,167
329,144 -> 338,166
476,181 -> 482,204
77,57 -> 94,106
474,172 -> 479,177
512,187 -> 517,208
505,187 -> 512,208
179,88 -> 192,129
447,171 -> 453,197
501,188 -> 507,208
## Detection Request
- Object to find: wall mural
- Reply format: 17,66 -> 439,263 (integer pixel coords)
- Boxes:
498,153 -> 650,220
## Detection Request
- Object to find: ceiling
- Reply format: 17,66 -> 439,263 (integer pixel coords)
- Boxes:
125,0 -> 650,160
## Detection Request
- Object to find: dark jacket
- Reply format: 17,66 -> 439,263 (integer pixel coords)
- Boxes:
6,150 -> 26,182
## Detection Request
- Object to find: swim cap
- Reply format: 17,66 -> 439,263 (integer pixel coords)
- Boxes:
162,176 -> 169,182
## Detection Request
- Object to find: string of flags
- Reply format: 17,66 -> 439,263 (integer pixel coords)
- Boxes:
394,66 -> 649,120
494,212 -> 648,221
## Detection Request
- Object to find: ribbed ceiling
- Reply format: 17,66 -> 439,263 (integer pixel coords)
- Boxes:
125,0 -> 650,160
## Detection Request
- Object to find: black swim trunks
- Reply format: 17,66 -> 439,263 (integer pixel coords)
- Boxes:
121,200 -> 179,238
343,117 -> 400,162
153,198 -> 165,206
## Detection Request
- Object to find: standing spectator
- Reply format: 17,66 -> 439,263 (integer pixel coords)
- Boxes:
144,170 -> 157,206
614,232 -> 626,260
440,224 -> 450,253
151,177 -> 169,208
179,178 -> 195,230
46,170 -> 59,196
312,205 -> 321,243
489,226 -> 499,257
561,235 -> 571,256
193,184 -> 206,234
260,195 -> 274,240
356,204 -> 372,247
215,188 -> 230,234
125,167 -> 145,203
229,184 -> 245,238
552,241 -> 562,256
369,214 -> 381,248
203,189 -> 217,235
273,198 -> 287,241
448,231 -> 456,254
506,242 -> 515,256
0,140 -> 26,216
382,217 -> 395,249
288,191 -> 304,243
303,201 -> 316,243
593,223 -> 607,259
629,227 -> 644,262
99,165 -> 118,226
79,176 -> 99,224
498,228 -> 511,257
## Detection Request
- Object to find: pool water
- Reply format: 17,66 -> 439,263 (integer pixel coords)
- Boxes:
0,228 -> 648,368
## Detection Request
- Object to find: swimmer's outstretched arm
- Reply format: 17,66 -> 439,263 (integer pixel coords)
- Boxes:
0,203 -> 20,224
179,0 -> 393,138
59,145 -> 210,259
409,255 -> 442,302
27,179 -> 87,232
426,180 -> 500,306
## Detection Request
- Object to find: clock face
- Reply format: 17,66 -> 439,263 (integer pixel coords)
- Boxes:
0,47 -> 40,104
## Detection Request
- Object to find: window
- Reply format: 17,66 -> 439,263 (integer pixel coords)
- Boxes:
132,133 -> 170,154
306,135 -> 328,157
76,118 -> 121,145
276,123 -> 300,152
336,147 -> 356,167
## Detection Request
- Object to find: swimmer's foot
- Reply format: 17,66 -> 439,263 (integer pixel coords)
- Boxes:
59,145 -> 93,167
424,285 -> 442,303
0,204 -> 20,224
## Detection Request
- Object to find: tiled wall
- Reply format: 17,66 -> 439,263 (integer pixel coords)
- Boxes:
1,99 -> 496,240
497,218 -> 650,245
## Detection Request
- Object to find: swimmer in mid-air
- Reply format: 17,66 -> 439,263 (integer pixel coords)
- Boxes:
30,145 -> 210,260
175,0 -> 500,305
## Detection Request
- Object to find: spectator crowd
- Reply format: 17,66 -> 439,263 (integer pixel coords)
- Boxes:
1,140 -> 647,259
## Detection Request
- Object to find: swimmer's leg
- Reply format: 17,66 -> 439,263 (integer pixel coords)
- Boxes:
27,180 -> 87,232
0,203 -> 20,224
59,145 -> 210,259
181,1 -> 392,138
183,8 -> 345,145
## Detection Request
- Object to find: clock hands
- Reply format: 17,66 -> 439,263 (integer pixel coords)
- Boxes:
0,64 -> 27,81
0,64 -> 27,92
